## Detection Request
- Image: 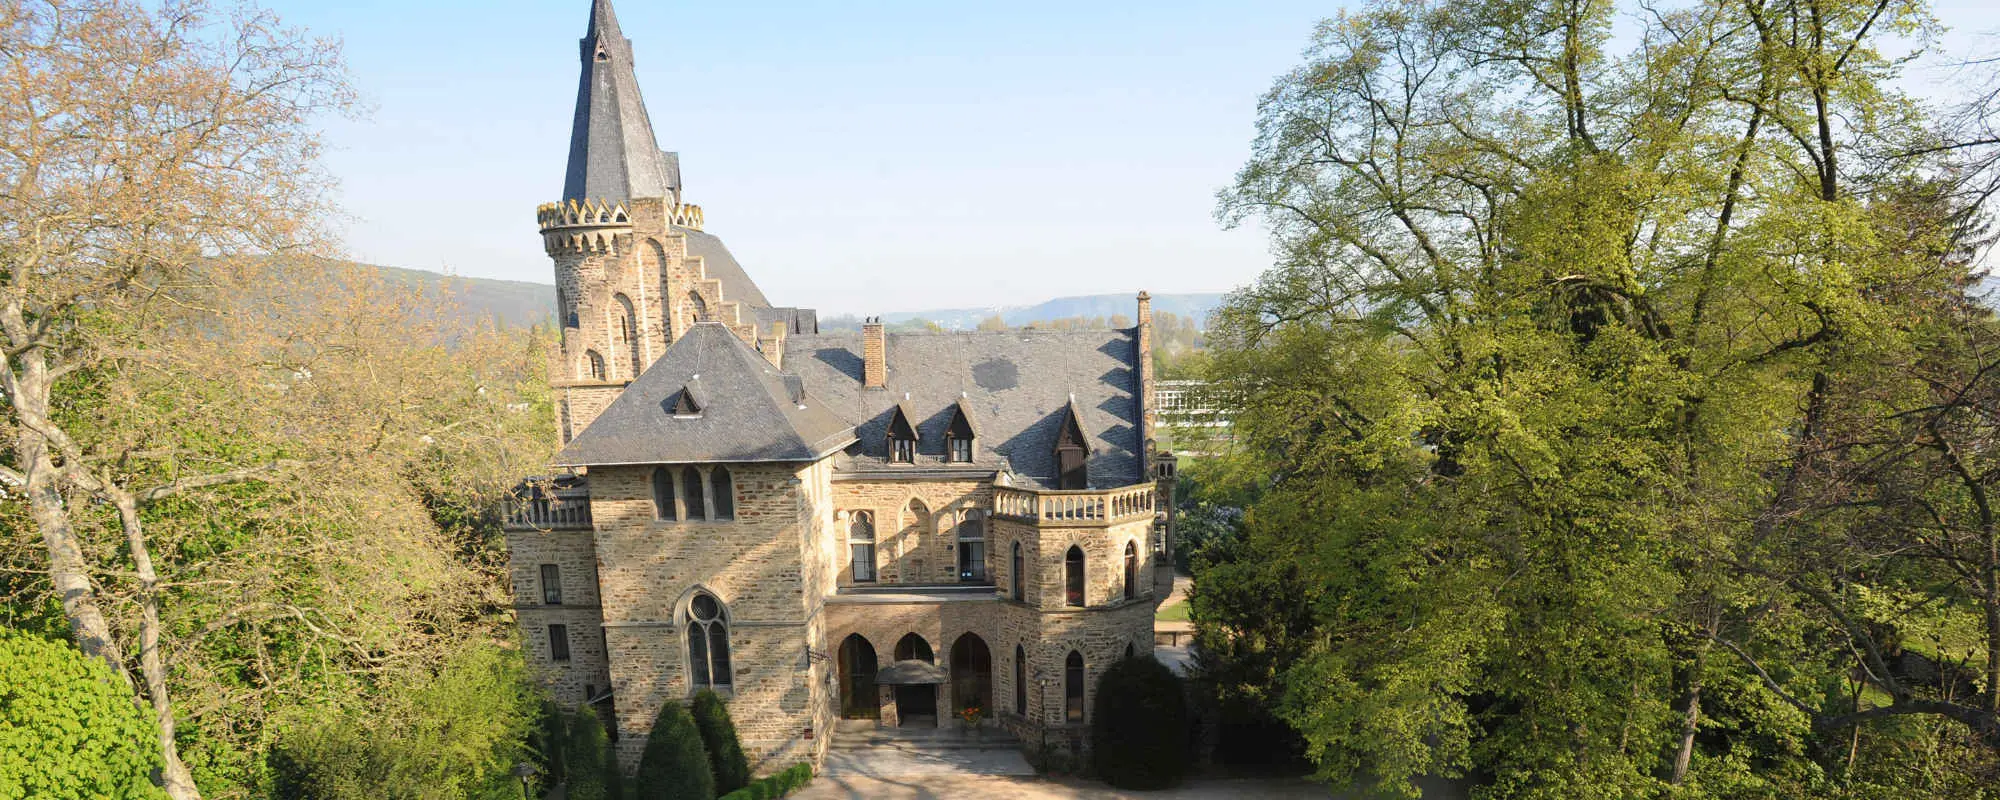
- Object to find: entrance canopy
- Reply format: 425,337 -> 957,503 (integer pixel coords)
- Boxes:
873,659 -> 948,685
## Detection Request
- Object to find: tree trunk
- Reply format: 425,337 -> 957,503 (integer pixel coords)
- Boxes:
10,343 -> 127,673
113,492 -> 202,800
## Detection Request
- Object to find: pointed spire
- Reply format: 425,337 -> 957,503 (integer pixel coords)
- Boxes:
563,0 -> 680,204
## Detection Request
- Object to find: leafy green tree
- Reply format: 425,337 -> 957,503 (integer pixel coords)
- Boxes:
0,628 -> 166,800
565,705 -> 624,800
690,690 -> 750,794
1089,655 -> 1191,789
1202,0 -> 2000,796
634,701 -> 714,800
266,644 -> 541,800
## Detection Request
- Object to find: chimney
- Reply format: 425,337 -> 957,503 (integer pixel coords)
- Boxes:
762,321 -> 787,369
1136,292 -> 1156,473
862,317 -> 887,389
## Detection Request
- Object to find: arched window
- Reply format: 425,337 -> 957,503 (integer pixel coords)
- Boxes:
681,466 -> 706,521
1010,541 -> 1024,600
957,512 -> 986,583
584,350 -> 606,381
1014,644 -> 1028,715
1124,642 -> 1136,660
688,290 -> 709,323
647,240 -> 674,341
848,511 -> 876,583
685,592 -> 731,691
1124,540 -> 1138,600
1064,546 -> 1085,607
615,293 -> 641,377
1064,651 -> 1084,724
651,466 -> 676,521
895,633 -> 933,663
711,466 -> 734,520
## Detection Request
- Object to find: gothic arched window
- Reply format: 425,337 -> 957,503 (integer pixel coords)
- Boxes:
1124,540 -> 1138,600
1010,541 -> 1024,600
686,592 -> 732,691
710,466 -> 734,521
615,293 -> 640,377
848,511 -> 876,583
1064,650 -> 1084,723
1064,546 -> 1085,607
688,290 -> 709,323
681,466 -> 706,521
584,350 -> 606,382
652,466 -> 677,521
1014,644 -> 1028,715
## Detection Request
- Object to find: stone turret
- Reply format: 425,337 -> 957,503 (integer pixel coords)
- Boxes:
541,0 -> 766,444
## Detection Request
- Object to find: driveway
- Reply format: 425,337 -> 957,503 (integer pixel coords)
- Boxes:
792,774 -> 1334,799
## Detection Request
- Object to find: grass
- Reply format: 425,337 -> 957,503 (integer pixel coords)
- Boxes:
1156,601 -> 1191,623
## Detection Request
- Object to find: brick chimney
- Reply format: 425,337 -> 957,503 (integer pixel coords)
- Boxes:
761,321 -> 787,369
862,317 -> 887,389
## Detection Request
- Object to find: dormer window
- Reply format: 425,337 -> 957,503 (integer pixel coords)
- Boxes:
1054,399 -> 1090,490
670,385 -> 702,417
944,398 -> 978,464
885,403 -> 918,464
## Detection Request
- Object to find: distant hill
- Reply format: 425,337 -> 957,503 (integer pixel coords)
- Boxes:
357,264 -> 1223,332
367,264 -> 554,330
869,293 -> 1225,331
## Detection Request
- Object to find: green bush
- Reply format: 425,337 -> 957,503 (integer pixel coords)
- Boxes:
565,706 -> 624,800
267,644 -> 540,800
0,627 -> 167,800
1090,654 -> 1190,789
690,690 -> 750,794
716,763 -> 813,800
634,701 -> 714,800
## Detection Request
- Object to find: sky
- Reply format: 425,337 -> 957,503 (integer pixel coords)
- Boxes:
272,0 -> 1996,316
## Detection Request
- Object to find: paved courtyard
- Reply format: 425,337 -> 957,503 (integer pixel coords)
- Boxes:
794,774 -> 1333,799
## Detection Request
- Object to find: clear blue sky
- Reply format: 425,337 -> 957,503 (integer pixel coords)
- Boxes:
275,1 -> 1995,316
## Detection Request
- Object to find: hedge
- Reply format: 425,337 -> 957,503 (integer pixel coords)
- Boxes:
717,763 -> 814,800
633,701 -> 714,800
1089,654 -> 1189,789
691,690 -> 750,794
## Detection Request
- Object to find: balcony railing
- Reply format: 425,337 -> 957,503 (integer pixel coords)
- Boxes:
505,477 -> 593,531
992,483 -> 1156,526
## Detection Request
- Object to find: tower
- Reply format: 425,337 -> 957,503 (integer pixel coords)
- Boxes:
538,0 -> 773,444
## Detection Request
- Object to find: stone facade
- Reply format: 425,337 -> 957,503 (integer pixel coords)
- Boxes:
505,0 -> 1172,778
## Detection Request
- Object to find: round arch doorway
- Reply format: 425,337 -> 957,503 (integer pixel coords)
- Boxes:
949,633 -> 993,720
837,634 -> 879,719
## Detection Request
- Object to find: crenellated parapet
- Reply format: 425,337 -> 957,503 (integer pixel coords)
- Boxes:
538,197 -> 706,254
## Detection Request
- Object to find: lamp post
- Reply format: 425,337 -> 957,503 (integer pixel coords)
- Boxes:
510,762 -> 538,800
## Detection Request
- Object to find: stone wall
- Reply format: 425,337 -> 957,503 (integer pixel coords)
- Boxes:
830,478 -> 993,586
588,461 -> 826,773
507,528 -> 612,708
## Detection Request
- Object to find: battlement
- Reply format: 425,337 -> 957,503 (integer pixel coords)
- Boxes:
536,197 -> 705,233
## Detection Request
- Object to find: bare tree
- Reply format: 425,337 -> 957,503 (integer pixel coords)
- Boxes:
0,2 -> 350,796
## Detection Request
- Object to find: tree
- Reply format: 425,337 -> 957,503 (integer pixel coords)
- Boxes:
1090,655 -> 1190,789
565,705 -> 624,800
976,315 -> 1009,332
0,627 -> 166,800
1204,0 -> 2000,795
634,701 -> 714,800
690,690 -> 749,795
0,2 -> 352,796
265,644 -> 541,800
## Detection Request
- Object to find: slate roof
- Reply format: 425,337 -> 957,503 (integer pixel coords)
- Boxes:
562,0 -> 678,203
783,329 -> 1144,489
556,323 -> 855,466
676,226 -> 771,309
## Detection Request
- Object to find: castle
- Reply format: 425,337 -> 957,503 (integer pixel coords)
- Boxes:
506,0 -> 1175,771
